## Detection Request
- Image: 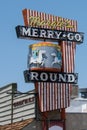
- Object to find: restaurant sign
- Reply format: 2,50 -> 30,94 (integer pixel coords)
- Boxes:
24,70 -> 78,84
16,25 -> 84,43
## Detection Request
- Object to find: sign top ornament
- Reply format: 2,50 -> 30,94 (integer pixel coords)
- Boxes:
22,9 -> 77,31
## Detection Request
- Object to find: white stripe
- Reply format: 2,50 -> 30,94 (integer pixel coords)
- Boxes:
57,83 -> 59,109
55,83 -> 58,109
41,82 -> 44,112
43,82 -> 46,111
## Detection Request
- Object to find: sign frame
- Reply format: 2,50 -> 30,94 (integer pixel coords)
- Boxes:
24,70 -> 78,84
16,25 -> 84,44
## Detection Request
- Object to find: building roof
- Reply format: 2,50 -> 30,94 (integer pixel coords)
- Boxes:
66,97 -> 87,113
0,83 -> 17,91
0,118 -> 34,130
79,88 -> 87,93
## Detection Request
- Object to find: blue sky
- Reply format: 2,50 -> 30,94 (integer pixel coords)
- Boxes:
0,0 -> 87,92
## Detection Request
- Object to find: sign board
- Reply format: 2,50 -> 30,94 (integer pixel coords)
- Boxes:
15,8 -> 84,112
24,70 -> 78,84
16,25 -> 84,43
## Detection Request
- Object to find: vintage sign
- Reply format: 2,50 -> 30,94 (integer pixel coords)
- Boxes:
22,9 -> 76,30
16,25 -> 84,43
24,70 -> 78,84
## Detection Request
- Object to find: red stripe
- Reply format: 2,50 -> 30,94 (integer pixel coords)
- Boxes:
55,83 -> 58,109
43,82 -> 46,111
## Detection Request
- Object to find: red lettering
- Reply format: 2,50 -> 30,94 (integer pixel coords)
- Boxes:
13,96 -> 35,107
